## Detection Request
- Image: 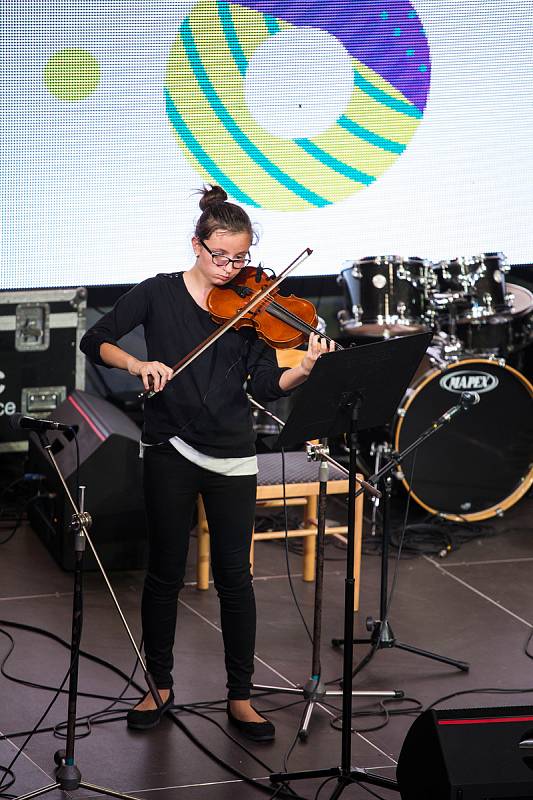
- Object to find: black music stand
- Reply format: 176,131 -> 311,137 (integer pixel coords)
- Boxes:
270,331 -> 432,798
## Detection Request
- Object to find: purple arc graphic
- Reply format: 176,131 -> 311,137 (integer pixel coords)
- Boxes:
235,0 -> 430,112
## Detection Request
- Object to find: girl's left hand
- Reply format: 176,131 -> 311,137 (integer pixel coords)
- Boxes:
300,333 -> 336,376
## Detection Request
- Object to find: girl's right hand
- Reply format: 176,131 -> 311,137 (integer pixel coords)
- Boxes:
128,359 -> 174,392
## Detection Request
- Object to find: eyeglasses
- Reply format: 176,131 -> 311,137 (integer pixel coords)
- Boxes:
199,240 -> 251,269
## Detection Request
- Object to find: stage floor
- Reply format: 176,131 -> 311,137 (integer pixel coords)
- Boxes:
1,493 -> 532,800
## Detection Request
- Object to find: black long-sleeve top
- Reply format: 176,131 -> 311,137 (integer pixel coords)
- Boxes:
80,272 -> 290,457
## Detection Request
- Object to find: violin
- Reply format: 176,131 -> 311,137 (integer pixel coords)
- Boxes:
207,265 -> 340,351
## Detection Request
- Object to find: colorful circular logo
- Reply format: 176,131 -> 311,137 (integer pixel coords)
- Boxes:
165,1 -> 431,211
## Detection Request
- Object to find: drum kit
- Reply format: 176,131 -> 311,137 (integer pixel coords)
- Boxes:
337,253 -> 533,522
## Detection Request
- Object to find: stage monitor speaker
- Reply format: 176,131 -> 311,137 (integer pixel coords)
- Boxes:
397,705 -> 533,799
28,389 -> 147,571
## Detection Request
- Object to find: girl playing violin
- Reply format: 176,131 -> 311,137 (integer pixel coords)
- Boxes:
80,185 -> 333,741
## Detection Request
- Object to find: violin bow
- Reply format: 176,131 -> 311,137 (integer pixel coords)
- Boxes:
144,247 -> 313,399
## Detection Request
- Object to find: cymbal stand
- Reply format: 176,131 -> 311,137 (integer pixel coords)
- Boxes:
14,432 -> 158,800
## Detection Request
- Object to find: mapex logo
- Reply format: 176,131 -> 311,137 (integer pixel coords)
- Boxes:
440,370 -> 499,394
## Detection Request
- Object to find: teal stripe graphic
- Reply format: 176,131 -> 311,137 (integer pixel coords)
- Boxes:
216,8 -> 377,186
353,68 -> 422,119
180,18 -> 330,207
294,139 -> 376,185
338,116 -> 406,154
217,1 -> 247,77
264,14 -> 279,35
164,88 -> 260,208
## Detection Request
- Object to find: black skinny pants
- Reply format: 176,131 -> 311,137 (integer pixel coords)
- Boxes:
142,441 -> 257,699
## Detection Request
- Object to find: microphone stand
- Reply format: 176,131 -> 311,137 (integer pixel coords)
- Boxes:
14,431 -> 154,800
331,394 -> 480,675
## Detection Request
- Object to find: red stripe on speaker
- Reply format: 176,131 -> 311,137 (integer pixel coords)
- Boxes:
438,716 -> 533,726
72,391 -> 112,437
68,395 -> 106,442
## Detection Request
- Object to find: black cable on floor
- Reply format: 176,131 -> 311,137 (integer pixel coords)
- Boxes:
166,704 -> 304,800
52,642 -> 142,740
0,712 -> 135,742
313,776 -> 337,799
327,696 -> 422,735
0,623 -> 141,703
351,779 -> 389,800
0,620 -> 307,799
282,704 -> 308,777
425,685 -> 533,712
0,620 -> 145,798
258,432 -> 323,791
390,516 -> 497,558
525,627 -> 533,660
189,696 -> 307,716
0,662 -> 73,797
5,618 -> 533,800
329,495 -> 500,560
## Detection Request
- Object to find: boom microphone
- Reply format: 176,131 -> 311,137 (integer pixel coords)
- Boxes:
460,391 -> 480,407
9,413 -> 73,433
436,391 -> 481,425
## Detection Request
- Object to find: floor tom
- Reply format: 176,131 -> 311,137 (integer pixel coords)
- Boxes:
444,282 -> 533,356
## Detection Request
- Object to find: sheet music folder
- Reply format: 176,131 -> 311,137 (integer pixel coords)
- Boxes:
277,331 -> 432,449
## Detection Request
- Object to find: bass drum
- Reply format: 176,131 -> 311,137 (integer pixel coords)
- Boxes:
393,358 -> 533,521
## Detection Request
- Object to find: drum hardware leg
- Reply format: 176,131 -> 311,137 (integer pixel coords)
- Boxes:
331,474 -> 470,673
368,441 -> 390,537
448,301 -> 459,341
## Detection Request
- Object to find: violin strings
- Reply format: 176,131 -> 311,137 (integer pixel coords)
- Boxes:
234,282 -> 342,350
266,298 -> 342,350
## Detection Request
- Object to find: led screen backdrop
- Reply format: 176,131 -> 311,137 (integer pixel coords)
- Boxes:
2,0 -> 532,288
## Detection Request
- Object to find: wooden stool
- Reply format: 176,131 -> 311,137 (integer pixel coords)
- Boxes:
196,452 -> 365,610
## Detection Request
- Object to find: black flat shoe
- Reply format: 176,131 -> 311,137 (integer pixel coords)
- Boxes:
127,691 -> 174,731
226,703 -> 275,742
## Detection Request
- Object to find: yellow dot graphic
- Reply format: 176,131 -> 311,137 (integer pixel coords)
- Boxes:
44,49 -> 100,101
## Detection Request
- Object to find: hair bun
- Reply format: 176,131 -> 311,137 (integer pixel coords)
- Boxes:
199,184 -> 228,211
